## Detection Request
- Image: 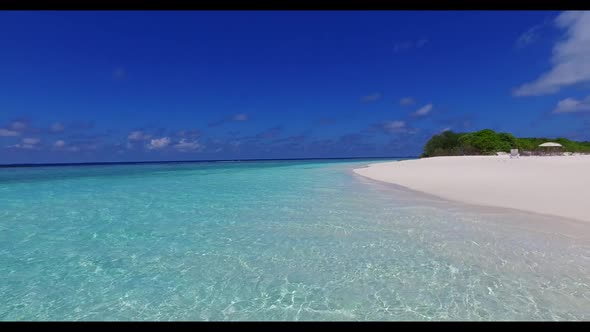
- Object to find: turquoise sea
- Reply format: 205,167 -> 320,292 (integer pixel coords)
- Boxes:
1,159 -> 589,321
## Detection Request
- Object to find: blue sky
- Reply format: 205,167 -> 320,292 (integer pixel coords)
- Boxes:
1,10 -> 590,163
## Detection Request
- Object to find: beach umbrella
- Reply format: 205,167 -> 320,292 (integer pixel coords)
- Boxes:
538,142 -> 562,147
538,142 -> 563,155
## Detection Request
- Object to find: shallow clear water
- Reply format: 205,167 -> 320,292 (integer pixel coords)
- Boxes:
1,159 -> 589,321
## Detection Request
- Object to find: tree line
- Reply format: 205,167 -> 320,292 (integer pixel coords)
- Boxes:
421,129 -> 590,157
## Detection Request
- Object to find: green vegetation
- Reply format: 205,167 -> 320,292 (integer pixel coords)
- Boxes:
421,129 -> 590,157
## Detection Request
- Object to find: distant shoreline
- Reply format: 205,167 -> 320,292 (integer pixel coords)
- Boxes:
0,156 -> 417,168
354,155 -> 590,223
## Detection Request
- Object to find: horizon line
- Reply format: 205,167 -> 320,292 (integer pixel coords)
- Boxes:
0,156 -> 418,168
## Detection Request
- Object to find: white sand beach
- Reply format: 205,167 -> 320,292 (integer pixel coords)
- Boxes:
354,155 -> 590,223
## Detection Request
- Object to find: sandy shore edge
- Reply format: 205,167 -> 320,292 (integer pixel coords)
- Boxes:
353,156 -> 590,223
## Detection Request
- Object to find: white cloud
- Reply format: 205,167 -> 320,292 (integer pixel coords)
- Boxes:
361,92 -> 382,103
378,120 -> 421,135
232,113 -> 248,121
174,139 -> 202,152
177,130 -> 200,138
51,122 -> 65,133
553,95 -> 590,113
128,130 -> 151,141
0,128 -> 19,136
514,11 -> 590,96
23,138 -> 40,145
54,140 -> 66,148
412,103 -> 433,116
10,121 -> 27,131
8,137 -> 41,149
399,97 -> 416,106
516,24 -> 544,48
147,137 -> 171,150
385,120 -> 406,130
394,38 -> 429,52
416,38 -> 428,48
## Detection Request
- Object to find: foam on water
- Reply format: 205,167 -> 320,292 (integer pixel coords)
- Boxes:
1,160 -> 589,321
